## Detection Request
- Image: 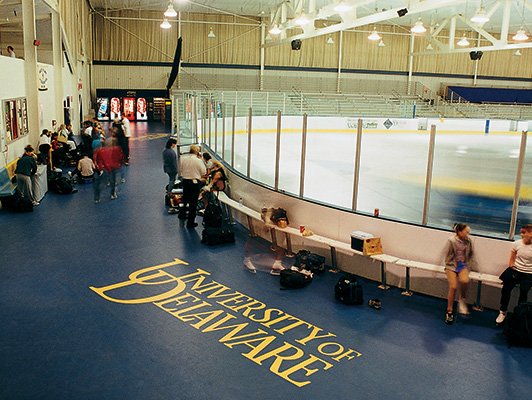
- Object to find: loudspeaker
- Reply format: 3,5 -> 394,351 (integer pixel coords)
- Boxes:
291,39 -> 302,50
397,8 -> 408,17
469,51 -> 483,60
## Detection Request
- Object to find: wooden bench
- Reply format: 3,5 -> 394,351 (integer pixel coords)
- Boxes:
217,192 -> 502,310
218,192 -> 396,285
395,259 -> 502,310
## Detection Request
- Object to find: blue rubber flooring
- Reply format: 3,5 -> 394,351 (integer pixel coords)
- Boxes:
1,122 -> 532,400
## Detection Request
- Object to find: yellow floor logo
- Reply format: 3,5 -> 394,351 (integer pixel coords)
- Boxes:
90,259 -> 361,387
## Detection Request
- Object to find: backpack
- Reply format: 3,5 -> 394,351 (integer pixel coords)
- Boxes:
13,194 -> 34,213
334,275 -> 363,305
280,269 -> 313,289
201,226 -> 235,246
203,201 -> 223,228
503,302 -> 532,347
49,177 -> 76,194
294,250 -> 326,274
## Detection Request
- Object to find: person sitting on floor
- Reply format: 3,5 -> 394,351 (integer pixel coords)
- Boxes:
69,153 -> 96,183
51,132 -> 68,167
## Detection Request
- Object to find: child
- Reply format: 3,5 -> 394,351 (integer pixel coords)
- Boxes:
443,223 -> 473,324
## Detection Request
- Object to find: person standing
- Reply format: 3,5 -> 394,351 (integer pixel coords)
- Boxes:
179,145 -> 205,228
93,137 -> 124,203
120,115 -> 131,165
163,138 -> 178,193
15,145 -> 39,206
38,129 -> 52,170
496,224 -> 532,324
443,223 -> 473,324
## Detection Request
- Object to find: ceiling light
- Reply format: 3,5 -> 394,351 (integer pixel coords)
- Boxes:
513,28 -> 528,41
326,36 -> 334,44
426,43 -> 434,50
334,2 -> 352,13
368,28 -> 381,41
269,25 -> 281,35
295,14 -> 311,26
265,33 -> 273,41
470,7 -> 489,23
411,19 -> 426,34
160,18 -> 171,29
457,35 -> 470,46
208,28 -> 216,38
378,40 -> 385,47
513,49 -> 522,56
164,3 -> 177,18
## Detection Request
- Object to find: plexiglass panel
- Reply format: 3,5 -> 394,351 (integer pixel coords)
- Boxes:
357,120 -> 430,222
277,116 -> 303,195
303,117 -> 358,208
429,130 -> 520,237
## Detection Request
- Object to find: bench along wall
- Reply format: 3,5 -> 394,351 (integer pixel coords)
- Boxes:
225,169 -> 513,312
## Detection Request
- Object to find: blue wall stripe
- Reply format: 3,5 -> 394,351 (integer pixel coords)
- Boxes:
92,61 -> 532,83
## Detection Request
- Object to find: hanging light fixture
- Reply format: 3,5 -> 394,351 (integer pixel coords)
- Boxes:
513,49 -> 522,56
457,34 -> 470,46
378,40 -> 385,47
160,18 -> 171,29
368,27 -> 381,41
295,13 -> 311,26
326,36 -> 334,44
470,6 -> 489,23
334,1 -> 352,13
513,28 -> 528,41
164,3 -> 177,18
269,25 -> 281,35
265,33 -> 273,41
411,18 -> 426,34
208,28 -> 216,38
426,43 -> 434,50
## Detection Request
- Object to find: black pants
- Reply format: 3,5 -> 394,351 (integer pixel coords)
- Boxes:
500,270 -> 532,311
181,179 -> 200,225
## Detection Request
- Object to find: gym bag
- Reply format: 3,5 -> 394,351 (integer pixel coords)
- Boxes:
280,269 -> 313,289
293,250 -> 326,274
334,275 -> 363,305
201,227 -> 235,246
503,302 -> 532,347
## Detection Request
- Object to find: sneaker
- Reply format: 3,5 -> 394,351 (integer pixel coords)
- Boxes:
368,299 -> 382,310
496,310 -> 507,324
120,178 -> 126,183
186,222 -> 198,228
243,258 -> 257,274
445,312 -> 454,325
458,299 -> 470,315
110,195 -> 117,200
94,199 -> 100,204
32,201 -> 39,206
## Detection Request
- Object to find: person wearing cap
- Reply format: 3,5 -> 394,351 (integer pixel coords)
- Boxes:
15,145 -> 39,205
179,144 -> 206,228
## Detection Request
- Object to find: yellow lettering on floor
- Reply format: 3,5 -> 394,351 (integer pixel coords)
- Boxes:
90,261 -> 362,387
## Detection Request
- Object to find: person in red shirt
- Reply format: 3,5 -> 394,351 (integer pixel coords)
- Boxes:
93,135 -> 124,203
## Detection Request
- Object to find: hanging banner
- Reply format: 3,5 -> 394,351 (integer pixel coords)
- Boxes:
38,65 -> 48,91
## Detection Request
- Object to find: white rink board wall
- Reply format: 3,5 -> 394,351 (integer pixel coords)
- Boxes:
217,116 -> 531,135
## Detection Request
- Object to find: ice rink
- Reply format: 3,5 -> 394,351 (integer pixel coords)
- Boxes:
201,121 -> 532,237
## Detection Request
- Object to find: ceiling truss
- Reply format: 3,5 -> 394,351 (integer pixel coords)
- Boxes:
265,0 -> 532,55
